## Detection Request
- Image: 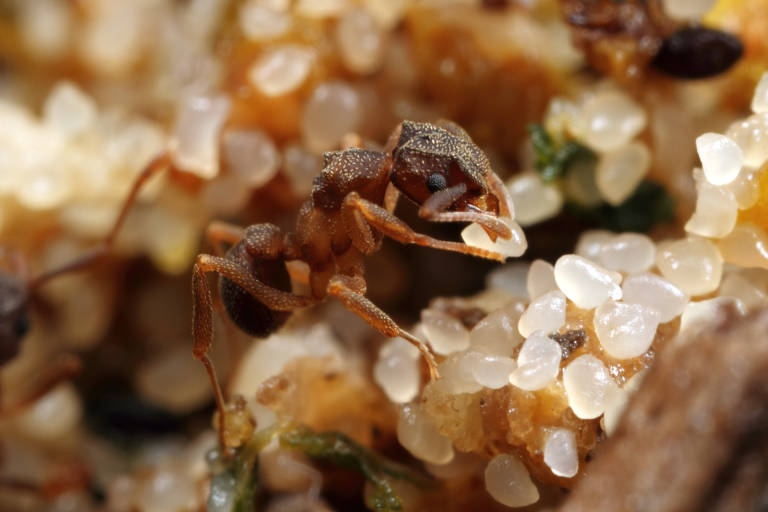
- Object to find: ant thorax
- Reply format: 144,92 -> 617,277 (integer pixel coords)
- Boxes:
310,148 -> 391,211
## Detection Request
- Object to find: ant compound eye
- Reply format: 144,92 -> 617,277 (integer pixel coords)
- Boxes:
427,173 -> 447,193
13,314 -> 29,339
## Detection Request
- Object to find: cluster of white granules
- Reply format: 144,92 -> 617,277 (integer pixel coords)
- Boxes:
373,71 -> 768,510
508,86 -> 650,227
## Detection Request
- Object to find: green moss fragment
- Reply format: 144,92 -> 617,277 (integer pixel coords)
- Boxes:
528,123 -> 595,182
205,423 -> 433,512
280,426 -> 433,512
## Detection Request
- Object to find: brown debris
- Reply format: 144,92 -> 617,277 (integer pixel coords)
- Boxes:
560,305 -> 768,512
550,328 -> 586,360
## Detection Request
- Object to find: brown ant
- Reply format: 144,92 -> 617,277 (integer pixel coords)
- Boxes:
188,119 -> 520,447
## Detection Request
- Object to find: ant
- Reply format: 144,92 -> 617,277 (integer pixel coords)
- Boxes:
188,119 -> 521,447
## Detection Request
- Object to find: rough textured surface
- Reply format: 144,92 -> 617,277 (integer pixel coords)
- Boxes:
559,305 -> 768,512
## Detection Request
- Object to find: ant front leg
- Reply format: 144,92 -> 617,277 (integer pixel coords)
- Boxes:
326,275 -> 439,380
417,183 -> 513,240
341,192 -> 507,262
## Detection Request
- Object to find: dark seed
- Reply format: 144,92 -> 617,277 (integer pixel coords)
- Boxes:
652,27 -> 743,80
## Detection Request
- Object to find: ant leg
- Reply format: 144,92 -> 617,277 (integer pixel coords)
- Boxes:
326,275 -> 439,380
205,221 -> 245,257
384,182 -> 400,213
29,152 -> 172,289
486,170 -> 516,220
203,221 -> 248,374
192,254 -> 314,447
342,192 -> 507,262
418,183 -> 513,239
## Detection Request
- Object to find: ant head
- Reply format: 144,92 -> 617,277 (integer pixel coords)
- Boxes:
0,271 -> 29,366
390,121 -> 499,215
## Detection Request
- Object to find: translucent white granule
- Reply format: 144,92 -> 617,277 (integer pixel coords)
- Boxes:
11,383 -> 82,442
593,300 -> 660,359
420,309 -> 470,355
725,113 -> 768,168
752,72 -> 768,114
509,331 -> 562,391
517,290 -> 566,338
302,81 -> 363,153
543,428 -> 579,478
249,45 -> 315,97
718,224 -> 768,269
621,272 -> 688,323
720,272 -> 766,310
527,259 -> 557,299
506,172 -> 563,226
43,82 -> 97,138
461,351 -> 517,389
19,0 -> 73,60
661,0 -> 717,21
136,347 -> 212,414
695,133 -> 744,186
656,237 -> 723,296
373,338 -> 421,403
580,90 -> 647,152
137,468 -> 198,512
563,355 -> 617,419
565,159 -> 603,207
461,217 -> 527,259
239,0 -> 292,41
223,130 -> 281,188
231,326 -> 341,399
172,95 -> 231,179
685,172 -> 738,238
434,353 -> 483,395
596,142 -> 651,206
598,233 -> 656,274
575,230 -> 613,261
553,254 -> 622,309
680,297 -> 746,332
397,403 -> 454,465
726,167 -> 761,210
282,143 -> 323,196
485,263 -> 530,300
469,302 -> 525,357
336,7 -> 385,74
484,454 -> 539,508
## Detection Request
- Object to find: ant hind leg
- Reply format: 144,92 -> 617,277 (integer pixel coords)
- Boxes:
191,253 -> 315,448
326,275 -> 439,380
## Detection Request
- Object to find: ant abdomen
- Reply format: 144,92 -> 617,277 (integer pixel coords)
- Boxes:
219,241 -> 291,338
